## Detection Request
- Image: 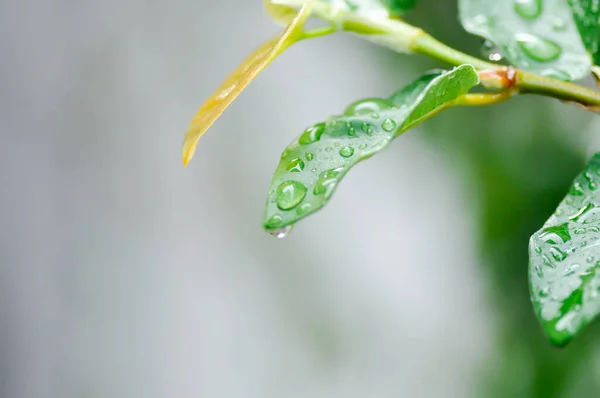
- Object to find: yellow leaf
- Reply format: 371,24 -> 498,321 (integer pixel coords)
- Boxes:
264,0 -> 298,25
182,3 -> 311,166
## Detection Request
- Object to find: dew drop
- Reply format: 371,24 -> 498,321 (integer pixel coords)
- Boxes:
514,0 -> 542,20
550,247 -> 568,262
535,264 -> 544,278
552,17 -> 566,31
570,181 -> 585,196
296,202 -> 312,216
276,181 -> 307,210
565,263 -> 580,276
381,119 -> 397,132
516,33 -> 562,62
344,98 -> 392,116
314,168 -> 343,196
305,152 -> 314,162
339,146 -> 355,158
358,143 -> 368,149
286,157 -> 305,173
265,214 -> 284,229
535,246 -> 542,254
587,256 -> 595,263
299,123 -> 325,145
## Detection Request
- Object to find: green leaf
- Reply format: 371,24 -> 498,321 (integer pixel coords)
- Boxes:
567,0 -> 600,65
263,65 -> 479,232
529,153 -> 600,346
379,0 -> 418,15
459,0 -> 591,81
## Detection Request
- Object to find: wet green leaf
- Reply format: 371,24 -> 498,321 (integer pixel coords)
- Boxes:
263,65 -> 479,232
459,0 -> 591,81
529,153 -> 600,346
567,0 -> 600,65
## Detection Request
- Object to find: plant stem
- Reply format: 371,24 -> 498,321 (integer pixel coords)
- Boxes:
413,34 -> 600,107
291,1 -> 600,108
412,34 -> 502,72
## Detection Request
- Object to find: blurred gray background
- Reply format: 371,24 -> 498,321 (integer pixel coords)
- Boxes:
2,0 -> 600,397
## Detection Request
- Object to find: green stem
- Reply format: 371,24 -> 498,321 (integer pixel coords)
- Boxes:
412,34 -> 502,71
288,1 -> 600,108
413,34 -> 600,107
518,71 -> 600,107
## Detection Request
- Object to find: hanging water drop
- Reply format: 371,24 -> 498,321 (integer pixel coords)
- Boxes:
481,40 -> 503,62
305,152 -> 314,161
267,225 -> 293,239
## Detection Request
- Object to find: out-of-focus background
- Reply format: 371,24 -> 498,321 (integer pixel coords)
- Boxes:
3,0 -> 600,397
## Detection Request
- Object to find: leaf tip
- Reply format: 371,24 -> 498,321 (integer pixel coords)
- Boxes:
182,137 -> 198,166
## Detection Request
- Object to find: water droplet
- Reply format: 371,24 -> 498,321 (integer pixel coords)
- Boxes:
550,247 -> 568,262
570,202 -> 595,222
381,119 -> 397,132
535,264 -> 544,277
516,33 -> 562,62
268,225 -> 293,239
543,255 -> 555,268
565,263 -> 580,276
286,157 -> 305,173
358,143 -> 368,149
265,214 -> 284,229
539,287 -> 550,297
514,0 -> 542,20
481,40 -> 503,61
535,246 -> 542,254
296,202 -> 312,215
590,226 -> 600,233
371,112 -> 380,119
299,123 -> 325,145
276,181 -> 307,210
281,150 -> 288,159
344,98 -> 392,116
305,152 -> 314,161
314,168 -> 343,196
348,127 -> 356,136
339,146 -> 354,158
552,17 -> 566,30
575,228 -> 586,234
587,256 -> 595,263
570,181 -> 585,196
